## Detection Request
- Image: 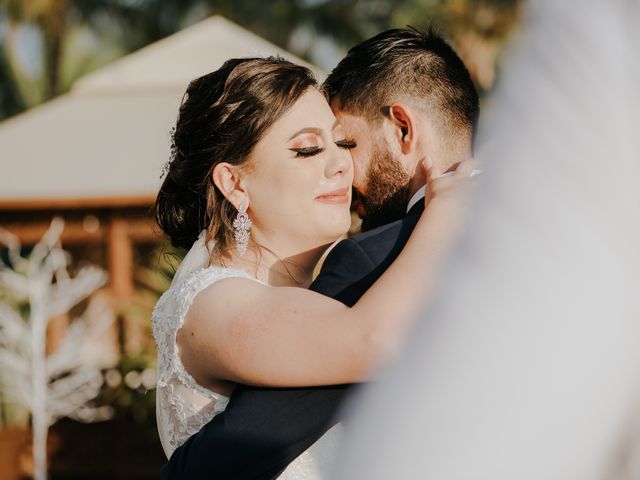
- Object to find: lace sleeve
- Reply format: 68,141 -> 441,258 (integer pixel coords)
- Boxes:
152,266 -> 261,459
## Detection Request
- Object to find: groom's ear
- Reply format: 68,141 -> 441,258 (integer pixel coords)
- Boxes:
384,103 -> 417,156
212,163 -> 249,210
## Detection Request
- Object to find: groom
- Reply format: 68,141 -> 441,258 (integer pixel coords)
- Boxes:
162,27 -> 479,479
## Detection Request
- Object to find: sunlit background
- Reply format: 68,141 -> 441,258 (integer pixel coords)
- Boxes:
0,1 -> 522,478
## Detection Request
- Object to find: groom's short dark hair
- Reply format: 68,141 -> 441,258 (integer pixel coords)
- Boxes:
323,27 -> 479,138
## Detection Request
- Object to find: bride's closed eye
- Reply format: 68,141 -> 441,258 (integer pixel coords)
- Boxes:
289,139 -> 356,158
290,146 -> 323,157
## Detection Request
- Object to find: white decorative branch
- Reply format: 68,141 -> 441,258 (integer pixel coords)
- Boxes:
0,218 -> 113,480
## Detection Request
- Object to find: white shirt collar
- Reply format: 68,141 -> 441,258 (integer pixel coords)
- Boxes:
406,185 -> 426,213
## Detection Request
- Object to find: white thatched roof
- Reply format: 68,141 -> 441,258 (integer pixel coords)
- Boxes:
0,16 -> 323,205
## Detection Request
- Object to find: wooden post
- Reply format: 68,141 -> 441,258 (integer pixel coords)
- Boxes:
107,218 -> 134,300
107,217 -> 146,356
107,217 -> 133,357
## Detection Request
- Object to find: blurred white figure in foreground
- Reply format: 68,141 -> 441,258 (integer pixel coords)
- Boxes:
333,0 -> 640,479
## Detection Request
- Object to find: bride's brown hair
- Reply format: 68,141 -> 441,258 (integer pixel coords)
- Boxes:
155,57 -> 317,258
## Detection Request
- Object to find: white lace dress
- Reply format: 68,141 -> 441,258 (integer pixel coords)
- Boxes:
152,265 -> 341,479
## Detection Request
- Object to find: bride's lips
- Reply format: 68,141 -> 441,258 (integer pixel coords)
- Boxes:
315,187 -> 350,204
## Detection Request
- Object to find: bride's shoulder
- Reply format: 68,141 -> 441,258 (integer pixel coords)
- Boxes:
179,266 -> 267,335
155,265 -> 259,308
152,265 -> 262,334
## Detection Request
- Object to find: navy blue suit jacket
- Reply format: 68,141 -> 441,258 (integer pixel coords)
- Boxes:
162,202 -> 424,479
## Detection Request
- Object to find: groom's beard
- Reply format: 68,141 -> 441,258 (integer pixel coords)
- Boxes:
359,146 -> 413,232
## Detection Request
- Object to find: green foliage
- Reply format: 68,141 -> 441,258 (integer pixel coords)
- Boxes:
100,355 -> 157,427
98,243 -> 182,429
0,0 -> 523,118
0,42 -> 26,119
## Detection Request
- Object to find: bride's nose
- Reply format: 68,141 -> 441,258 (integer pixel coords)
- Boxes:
324,147 -> 352,179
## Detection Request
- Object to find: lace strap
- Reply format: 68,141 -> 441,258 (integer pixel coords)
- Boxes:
169,266 -> 262,399
175,265 -> 261,328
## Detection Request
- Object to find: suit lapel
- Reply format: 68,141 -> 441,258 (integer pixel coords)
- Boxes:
406,199 -> 425,218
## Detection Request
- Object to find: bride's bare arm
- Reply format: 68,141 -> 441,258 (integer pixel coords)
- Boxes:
179,159 -> 477,388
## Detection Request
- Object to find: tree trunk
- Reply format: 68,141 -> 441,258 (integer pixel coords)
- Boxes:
43,23 -> 64,100
30,280 -> 49,480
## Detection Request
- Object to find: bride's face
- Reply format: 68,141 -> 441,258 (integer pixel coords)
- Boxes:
242,87 -> 354,251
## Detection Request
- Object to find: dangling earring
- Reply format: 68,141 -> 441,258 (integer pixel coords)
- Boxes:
233,204 -> 251,257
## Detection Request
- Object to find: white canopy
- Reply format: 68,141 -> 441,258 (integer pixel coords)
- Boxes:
0,16 -> 323,205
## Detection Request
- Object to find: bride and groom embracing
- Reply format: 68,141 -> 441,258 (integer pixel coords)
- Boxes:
152,27 -> 480,479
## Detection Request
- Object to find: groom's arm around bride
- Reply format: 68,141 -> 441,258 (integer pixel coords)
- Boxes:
163,200 -> 425,479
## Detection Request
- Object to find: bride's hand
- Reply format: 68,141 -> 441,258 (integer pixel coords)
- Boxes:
423,157 -> 480,231
424,157 -> 479,203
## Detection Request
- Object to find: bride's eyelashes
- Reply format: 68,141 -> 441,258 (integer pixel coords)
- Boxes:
288,139 -> 356,158
290,146 -> 324,157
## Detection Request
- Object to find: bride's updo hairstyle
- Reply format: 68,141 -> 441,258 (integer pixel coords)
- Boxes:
156,57 -> 317,257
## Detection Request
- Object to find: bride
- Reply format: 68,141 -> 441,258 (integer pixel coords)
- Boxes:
152,56 -> 475,477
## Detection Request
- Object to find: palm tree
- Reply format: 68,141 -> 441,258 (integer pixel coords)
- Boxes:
77,0 -> 366,64
0,0 -> 145,116
0,41 -> 25,119
1,0 -> 71,99
0,0 -> 523,121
